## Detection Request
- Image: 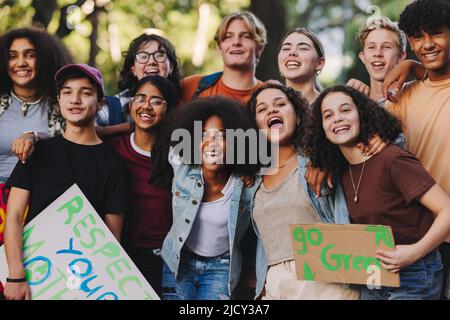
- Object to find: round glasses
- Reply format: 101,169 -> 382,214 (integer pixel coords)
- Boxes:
131,95 -> 167,108
135,50 -> 168,64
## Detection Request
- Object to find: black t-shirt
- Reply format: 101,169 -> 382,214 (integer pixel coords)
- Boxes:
7,135 -> 128,224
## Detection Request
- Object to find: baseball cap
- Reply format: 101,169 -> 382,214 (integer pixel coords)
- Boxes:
55,63 -> 105,98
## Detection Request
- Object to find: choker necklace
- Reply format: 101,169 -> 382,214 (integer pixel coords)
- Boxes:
349,160 -> 366,202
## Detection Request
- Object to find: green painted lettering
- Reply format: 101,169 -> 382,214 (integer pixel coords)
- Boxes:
307,228 -> 323,246
22,225 -> 45,261
57,195 -> 84,225
341,254 -> 352,270
320,244 -> 340,271
303,261 -> 315,281
352,255 -> 364,271
93,242 -> 120,258
118,276 -> 142,296
292,227 -> 307,254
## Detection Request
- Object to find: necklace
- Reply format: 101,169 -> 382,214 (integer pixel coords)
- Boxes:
349,160 -> 366,202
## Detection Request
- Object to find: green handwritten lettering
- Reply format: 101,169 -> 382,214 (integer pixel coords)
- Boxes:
57,195 -> 84,225
320,244 -> 340,271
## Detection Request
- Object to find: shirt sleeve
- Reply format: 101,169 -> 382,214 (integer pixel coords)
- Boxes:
6,159 -> 33,191
389,151 -> 436,204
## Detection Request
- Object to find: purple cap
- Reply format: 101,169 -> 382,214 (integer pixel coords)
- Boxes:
55,63 -> 105,98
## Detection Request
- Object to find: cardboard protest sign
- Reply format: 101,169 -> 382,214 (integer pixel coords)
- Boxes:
290,224 -> 400,287
0,184 -> 159,300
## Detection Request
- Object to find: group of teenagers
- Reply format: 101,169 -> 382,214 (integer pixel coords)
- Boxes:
0,0 -> 449,301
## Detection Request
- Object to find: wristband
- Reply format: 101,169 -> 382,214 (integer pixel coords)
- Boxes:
22,130 -> 39,143
6,277 -> 28,283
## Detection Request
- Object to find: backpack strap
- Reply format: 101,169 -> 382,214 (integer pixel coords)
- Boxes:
105,96 -> 123,125
191,71 -> 223,101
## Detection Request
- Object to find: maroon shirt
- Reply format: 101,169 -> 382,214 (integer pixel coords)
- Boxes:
108,134 -> 172,249
341,144 -> 435,245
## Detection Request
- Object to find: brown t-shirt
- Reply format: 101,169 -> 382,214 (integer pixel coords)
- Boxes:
181,74 -> 264,104
341,144 -> 435,245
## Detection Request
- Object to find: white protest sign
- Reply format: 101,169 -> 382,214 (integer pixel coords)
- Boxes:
0,184 -> 159,300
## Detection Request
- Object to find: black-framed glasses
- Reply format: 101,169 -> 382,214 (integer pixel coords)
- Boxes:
131,95 -> 167,108
135,50 -> 168,64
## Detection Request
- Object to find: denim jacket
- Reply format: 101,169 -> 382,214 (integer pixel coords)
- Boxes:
253,155 -> 351,298
160,162 -> 258,295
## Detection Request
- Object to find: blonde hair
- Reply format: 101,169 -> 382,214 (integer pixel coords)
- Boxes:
358,16 -> 407,53
214,11 -> 267,49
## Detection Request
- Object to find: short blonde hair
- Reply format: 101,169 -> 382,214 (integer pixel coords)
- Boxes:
358,16 -> 406,53
214,11 -> 267,49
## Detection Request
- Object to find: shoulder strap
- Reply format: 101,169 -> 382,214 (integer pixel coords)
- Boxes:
105,96 -> 123,125
191,72 -> 223,101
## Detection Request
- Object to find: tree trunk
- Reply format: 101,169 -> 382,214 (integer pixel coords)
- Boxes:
32,0 -> 57,29
88,7 -> 100,67
249,0 -> 287,82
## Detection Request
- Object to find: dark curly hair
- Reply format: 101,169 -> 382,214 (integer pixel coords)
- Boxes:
166,96 -> 259,176
303,85 -> 403,173
0,27 -> 73,100
247,83 -> 310,150
398,0 -> 450,37
118,33 -> 181,97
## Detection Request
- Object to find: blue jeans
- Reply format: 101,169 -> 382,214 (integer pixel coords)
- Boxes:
161,248 -> 230,300
361,250 -> 443,300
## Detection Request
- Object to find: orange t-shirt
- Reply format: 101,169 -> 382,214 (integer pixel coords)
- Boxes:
388,77 -> 450,195
181,74 -> 264,105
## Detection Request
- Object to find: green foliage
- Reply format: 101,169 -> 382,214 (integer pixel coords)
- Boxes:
0,0 -> 415,91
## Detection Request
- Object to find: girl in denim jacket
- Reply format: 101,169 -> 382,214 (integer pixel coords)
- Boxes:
160,97 -> 259,300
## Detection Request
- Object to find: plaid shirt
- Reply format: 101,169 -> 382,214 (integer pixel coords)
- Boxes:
95,89 -> 131,126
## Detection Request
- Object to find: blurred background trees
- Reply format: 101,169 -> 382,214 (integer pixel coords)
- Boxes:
0,0 -> 411,94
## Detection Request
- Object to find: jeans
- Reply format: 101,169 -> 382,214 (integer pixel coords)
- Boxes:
161,248 -> 230,300
361,250 -> 443,300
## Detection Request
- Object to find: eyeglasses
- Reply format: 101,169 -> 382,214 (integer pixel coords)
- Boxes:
135,50 -> 168,64
131,95 -> 167,108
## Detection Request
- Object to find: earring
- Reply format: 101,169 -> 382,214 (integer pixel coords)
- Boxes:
315,69 -> 322,76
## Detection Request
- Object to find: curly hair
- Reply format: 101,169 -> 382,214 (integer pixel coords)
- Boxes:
247,82 -> 310,150
399,0 -> 450,37
303,85 -> 403,173
118,33 -> 181,97
166,96 -> 259,176
0,27 -> 73,100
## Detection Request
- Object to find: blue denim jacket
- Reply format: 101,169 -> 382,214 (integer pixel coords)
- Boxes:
160,163 -> 258,296
253,155 -> 351,298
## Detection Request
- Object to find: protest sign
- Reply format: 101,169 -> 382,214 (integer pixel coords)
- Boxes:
290,224 -> 400,287
0,184 -> 159,300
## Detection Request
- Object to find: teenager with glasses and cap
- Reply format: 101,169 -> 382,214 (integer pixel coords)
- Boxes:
3,64 -> 128,300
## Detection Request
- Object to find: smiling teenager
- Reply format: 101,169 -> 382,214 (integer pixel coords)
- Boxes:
304,85 -> 450,300
3,64 -> 128,300
159,97 -> 259,300
357,17 -> 407,103
95,33 -> 181,136
105,75 -> 178,295
0,28 -> 72,184
386,0 -> 450,299
181,12 -> 266,104
247,83 -> 359,300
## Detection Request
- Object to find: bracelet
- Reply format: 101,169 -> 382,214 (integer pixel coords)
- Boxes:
22,130 -> 39,143
6,277 -> 28,283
